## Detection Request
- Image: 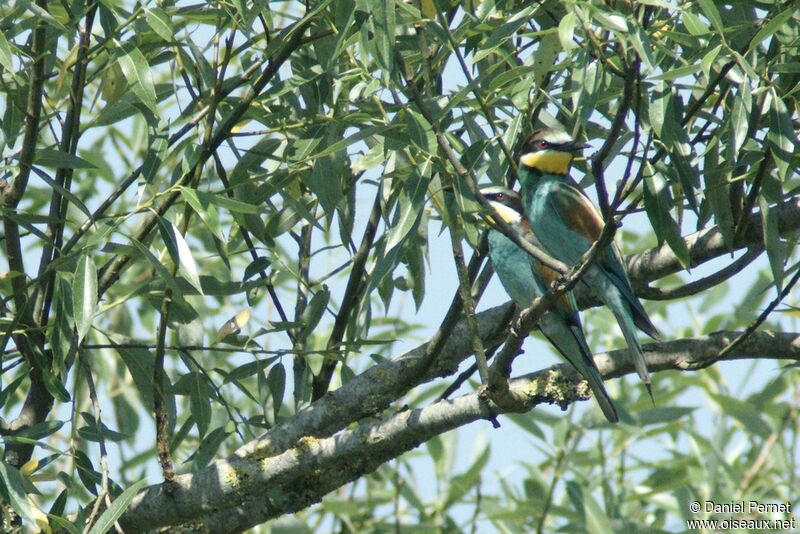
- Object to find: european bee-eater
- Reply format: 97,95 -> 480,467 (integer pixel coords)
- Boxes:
516,128 -> 660,400
481,185 -> 619,423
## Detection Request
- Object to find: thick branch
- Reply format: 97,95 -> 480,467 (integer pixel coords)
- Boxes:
626,195 -> 800,288
119,330 -> 800,533
233,195 -> 800,464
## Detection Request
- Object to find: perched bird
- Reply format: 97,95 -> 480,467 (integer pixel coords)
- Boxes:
480,185 -> 619,423
516,128 -> 660,400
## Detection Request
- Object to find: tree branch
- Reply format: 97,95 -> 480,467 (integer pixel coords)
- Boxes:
233,195 -> 800,464
118,330 -> 800,532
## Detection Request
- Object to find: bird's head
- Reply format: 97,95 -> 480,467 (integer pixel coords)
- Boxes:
518,128 -> 589,176
479,185 -> 524,226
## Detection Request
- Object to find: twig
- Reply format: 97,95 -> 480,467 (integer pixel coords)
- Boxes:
293,218 -> 313,407
154,291 -> 176,483
437,341 -> 502,402
710,263 -> 800,366
444,187 -> 491,384
592,69 -> 633,217
212,152 -> 293,333
177,349 -> 248,442
737,382 -> 800,495
639,248 -> 761,300
32,3 -> 99,328
734,148 -> 774,242
80,352 -> 122,534
312,187 -> 383,400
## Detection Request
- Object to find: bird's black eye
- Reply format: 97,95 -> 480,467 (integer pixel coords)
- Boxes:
537,140 -> 548,149
496,193 -> 505,200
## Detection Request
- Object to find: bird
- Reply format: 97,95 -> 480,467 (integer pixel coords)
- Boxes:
480,185 -> 619,423
515,128 -> 660,401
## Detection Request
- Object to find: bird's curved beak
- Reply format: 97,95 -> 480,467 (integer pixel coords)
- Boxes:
567,141 -> 590,152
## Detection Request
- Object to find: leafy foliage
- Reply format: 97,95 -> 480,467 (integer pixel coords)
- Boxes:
0,0 -> 798,532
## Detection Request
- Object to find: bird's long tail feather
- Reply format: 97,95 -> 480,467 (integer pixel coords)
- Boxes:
610,303 -> 654,404
540,314 -> 619,423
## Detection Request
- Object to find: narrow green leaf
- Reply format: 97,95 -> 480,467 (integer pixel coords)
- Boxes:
73,254 -> 98,343
142,128 -> 168,183
700,44 -> 722,79
0,32 -> 14,71
767,90 -> 796,186
760,196 -> 783,292
584,489 -> 615,534
306,155 -> 343,216
190,373 -> 211,438
405,110 -> 435,153
87,479 -> 148,534
267,362 -> 286,422
565,480 -> 586,525
0,463 -> 40,528
629,25 -> 655,71
642,165 -> 671,243
426,435 -> 445,477
127,236 -> 182,293
191,427 -> 229,470
35,149 -> 96,169
0,375 -> 26,409
558,11 -> 577,50
709,393 -> 772,438
446,445 -> 490,507
74,450 -> 100,495
473,11 -> 533,62
696,0 -> 724,36
78,412 -> 128,442
50,516 -> 81,534
155,216 -> 180,268
635,406 -> 696,425
243,257 -> 271,282
117,43 -> 158,112
730,89 -> 750,154
178,186 -> 224,240
172,225 -> 204,296
682,10 -> 709,36
299,287 -> 330,340
533,33 -> 561,89
703,138 -> 735,249
649,63 -> 701,82
373,0 -> 396,73
41,364 -> 71,402
643,167 -> 690,267
313,124 -> 393,160
156,218 -> 204,295
385,161 -> 431,251
144,7 -> 173,41
22,0 -> 68,31
748,7 -> 794,52
649,81 -> 677,147
191,188 -> 260,214
31,167 -> 93,220
324,0 -> 357,69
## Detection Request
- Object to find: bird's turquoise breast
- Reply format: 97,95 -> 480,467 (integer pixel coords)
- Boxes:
488,229 -> 546,308
523,178 -> 592,266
